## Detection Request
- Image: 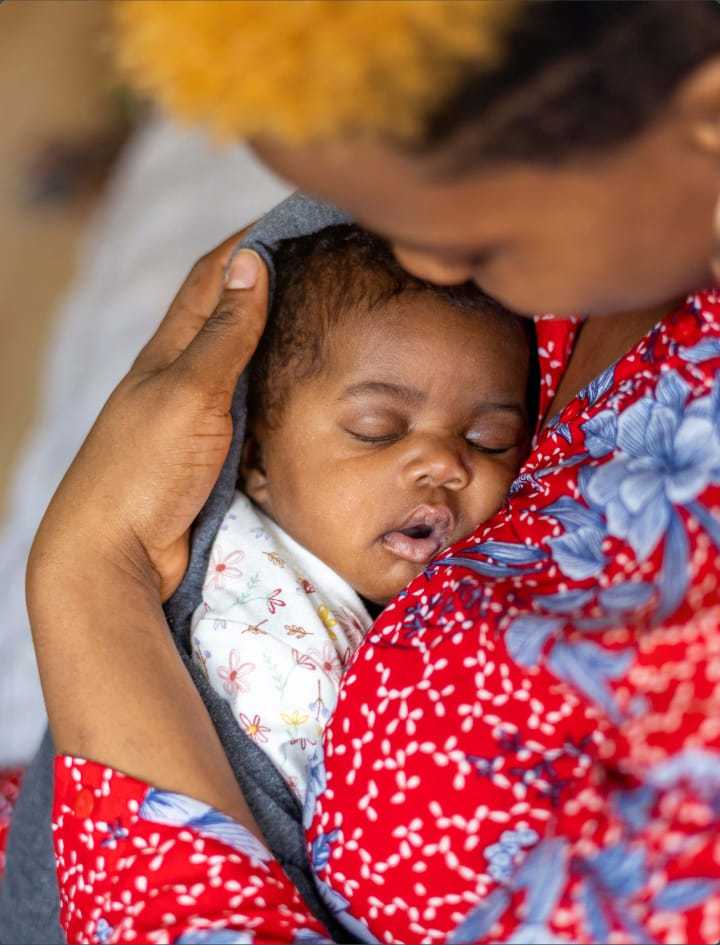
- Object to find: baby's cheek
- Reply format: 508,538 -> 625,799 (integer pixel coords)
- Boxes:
467,464 -> 516,524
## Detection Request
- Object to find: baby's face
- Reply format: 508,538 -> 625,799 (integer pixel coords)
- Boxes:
244,294 -> 530,604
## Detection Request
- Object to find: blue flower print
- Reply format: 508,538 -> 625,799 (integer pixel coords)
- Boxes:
587,842 -> 647,898
451,837 -> 567,944
554,421 -> 573,444
578,842 -> 649,944
581,409 -> 618,458
585,369 -> 720,562
646,747 -> 720,800
678,337 -> 720,363
139,789 -> 272,864
99,817 -> 129,849
292,930 -> 334,944
506,609 -> 634,720
506,615 -> 563,667
580,359 -> 617,407
307,828 -> 380,944
613,784 -> 657,833
505,923 -> 566,944
95,918 -> 113,944
315,880 -> 379,944
447,889 -> 511,945
303,744 -> 327,828
310,828 -> 339,873
513,838 -> 568,927
483,827 -> 539,882
548,640 -> 633,723
653,878 -> 720,911
440,540 -> 546,579
542,493 -> 606,581
546,524 -> 605,581
178,931 -> 254,944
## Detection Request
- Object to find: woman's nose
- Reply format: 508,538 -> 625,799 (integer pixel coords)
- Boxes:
392,245 -> 474,286
405,439 -> 471,492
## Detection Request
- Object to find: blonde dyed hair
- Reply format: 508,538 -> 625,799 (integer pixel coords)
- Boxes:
114,0 -> 521,143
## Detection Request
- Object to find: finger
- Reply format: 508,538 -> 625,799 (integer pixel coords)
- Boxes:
173,249 -> 270,395
134,227 -> 255,373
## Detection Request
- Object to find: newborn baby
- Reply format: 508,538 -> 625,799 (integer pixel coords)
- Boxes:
191,224 -> 532,802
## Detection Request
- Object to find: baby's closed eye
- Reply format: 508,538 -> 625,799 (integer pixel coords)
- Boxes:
340,410 -> 406,445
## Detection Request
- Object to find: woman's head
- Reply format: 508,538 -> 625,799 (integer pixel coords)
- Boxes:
118,1 -> 720,315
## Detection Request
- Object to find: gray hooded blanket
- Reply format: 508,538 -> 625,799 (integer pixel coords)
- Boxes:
0,193 -> 356,944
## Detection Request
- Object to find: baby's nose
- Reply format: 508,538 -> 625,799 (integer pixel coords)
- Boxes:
407,438 -> 471,491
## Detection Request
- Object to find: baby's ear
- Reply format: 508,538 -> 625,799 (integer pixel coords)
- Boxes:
240,430 -> 272,512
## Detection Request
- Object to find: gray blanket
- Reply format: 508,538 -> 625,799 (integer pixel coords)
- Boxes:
0,193 -> 354,944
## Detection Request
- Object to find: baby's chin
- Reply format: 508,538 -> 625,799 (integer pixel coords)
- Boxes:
356,559 -> 428,608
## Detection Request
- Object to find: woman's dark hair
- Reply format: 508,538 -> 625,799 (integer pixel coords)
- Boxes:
418,1 -> 720,171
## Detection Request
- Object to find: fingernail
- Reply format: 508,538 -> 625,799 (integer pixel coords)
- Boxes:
226,249 -> 261,289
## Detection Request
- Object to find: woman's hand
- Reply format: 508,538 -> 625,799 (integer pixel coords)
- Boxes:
30,234 -> 268,601
26,233 -> 270,827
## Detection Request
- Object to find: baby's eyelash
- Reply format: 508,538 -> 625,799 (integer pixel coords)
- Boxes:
466,439 -> 513,455
345,430 -> 399,445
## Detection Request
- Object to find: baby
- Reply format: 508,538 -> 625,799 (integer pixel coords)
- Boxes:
191,225 -> 532,802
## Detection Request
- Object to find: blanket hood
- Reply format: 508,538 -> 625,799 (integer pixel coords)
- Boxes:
164,192 -> 356,942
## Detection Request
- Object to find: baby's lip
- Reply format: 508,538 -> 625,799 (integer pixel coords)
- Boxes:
380,504 -> 456,565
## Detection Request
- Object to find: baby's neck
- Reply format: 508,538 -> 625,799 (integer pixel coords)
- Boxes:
360,596 -> 385,621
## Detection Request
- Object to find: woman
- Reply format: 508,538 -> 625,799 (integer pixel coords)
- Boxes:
19,2 -> 720,942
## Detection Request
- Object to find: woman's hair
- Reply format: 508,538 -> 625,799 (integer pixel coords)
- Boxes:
420,1 -> 720,170
116,1 -> 720,168
248,225 -> 532,425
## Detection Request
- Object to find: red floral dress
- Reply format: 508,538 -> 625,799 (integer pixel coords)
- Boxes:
0,768 -> 23,878
54,291 -> 720,944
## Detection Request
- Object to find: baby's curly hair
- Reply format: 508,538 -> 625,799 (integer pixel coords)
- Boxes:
248,224 -> 533,427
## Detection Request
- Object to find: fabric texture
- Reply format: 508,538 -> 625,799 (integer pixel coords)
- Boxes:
159,192 -> 351,939
0,731 -> 63,944
0,769 -> 22,877
191,491 -> 371,803
51,292 -> 720,944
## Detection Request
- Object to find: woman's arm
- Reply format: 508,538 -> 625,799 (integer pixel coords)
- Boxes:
27,235 -> 268,830
32,554 -> 259,829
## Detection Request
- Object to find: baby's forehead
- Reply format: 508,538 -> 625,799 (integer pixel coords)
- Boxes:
325,286 -> 529,356
319,291 -> 531,397
253,225 -> 530,425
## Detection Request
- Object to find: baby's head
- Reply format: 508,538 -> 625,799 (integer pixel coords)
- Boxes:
242,225 -> 533,604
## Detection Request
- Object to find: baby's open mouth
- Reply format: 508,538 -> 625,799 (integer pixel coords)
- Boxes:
381,505 -> 455,565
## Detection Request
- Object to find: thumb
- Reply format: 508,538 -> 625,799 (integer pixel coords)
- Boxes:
174,249 -> 269,393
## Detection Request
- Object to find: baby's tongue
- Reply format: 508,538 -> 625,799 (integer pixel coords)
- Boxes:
382,528 -> 442,564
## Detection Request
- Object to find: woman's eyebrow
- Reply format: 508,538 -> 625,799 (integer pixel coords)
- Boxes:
340,381 -> 426,405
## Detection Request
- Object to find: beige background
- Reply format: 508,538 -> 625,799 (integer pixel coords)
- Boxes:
0,0 -> 116,513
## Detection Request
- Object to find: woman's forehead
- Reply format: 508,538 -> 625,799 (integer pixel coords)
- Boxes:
255,135 -> 592,246
253,136 -> 484,230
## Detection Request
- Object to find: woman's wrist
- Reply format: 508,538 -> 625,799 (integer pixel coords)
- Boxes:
29,539 -> 257,829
